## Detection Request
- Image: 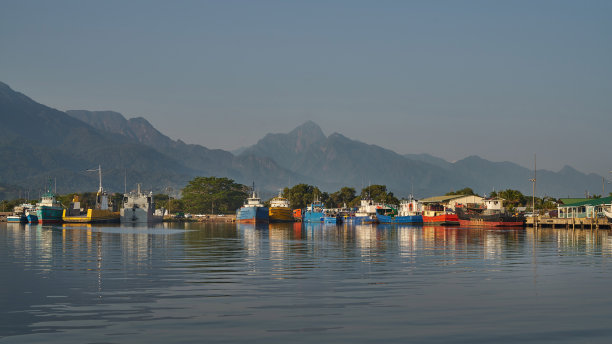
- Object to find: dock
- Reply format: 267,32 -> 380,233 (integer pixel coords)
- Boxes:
527,216 -> 612,230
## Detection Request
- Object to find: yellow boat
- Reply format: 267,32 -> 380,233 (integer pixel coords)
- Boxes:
62,165 -> 119,223
269,192 -> 294,223
63,194 -> 120,223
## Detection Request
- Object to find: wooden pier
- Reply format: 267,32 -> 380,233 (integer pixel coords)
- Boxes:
527,216 -> 612,230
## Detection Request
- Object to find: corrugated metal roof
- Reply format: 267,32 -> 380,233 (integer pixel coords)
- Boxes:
558,196 -> 612,208
420,195 -> 466,203
559,198 -> 589,205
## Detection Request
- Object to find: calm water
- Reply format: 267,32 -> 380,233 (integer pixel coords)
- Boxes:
2,222 -> 612,343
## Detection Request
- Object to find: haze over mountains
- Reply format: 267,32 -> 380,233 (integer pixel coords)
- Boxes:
0,81 -> 605,200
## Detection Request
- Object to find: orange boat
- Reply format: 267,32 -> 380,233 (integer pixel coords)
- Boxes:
293,208 -> 302,222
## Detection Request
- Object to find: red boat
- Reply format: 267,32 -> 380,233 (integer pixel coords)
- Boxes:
422,204 -> 459,225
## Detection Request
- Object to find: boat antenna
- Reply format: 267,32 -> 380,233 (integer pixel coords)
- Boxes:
124,169 -> 127,194
54,178 -> 57,194
85,164 -> 103,193
410,176 -> 414,198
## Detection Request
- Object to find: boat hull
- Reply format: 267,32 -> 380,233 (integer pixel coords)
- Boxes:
458,219 -> 525,227
303,211 -> 324,223
120,207 -> 162,224
7,215 -> 27,223
355,215 -> 378,224
27,214 -> 38,224
456,209 -> 525,227
63,209 -> 120,223
269,207 -> 294,223
236,206 -> 269,223
423,214 -> 460,225
323,216 -> 342,224
377,214 -> 423,224
37,206 -> 63,224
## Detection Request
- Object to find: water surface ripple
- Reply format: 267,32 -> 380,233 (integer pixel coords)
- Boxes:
2,222 -> 612,343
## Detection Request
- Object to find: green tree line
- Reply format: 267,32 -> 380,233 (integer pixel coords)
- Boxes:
7,176 -> 601,215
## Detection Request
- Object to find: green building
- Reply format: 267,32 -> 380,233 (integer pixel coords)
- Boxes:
557,196 -> 612,219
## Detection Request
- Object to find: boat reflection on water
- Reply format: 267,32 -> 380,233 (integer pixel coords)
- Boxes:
232,222 -> 612,261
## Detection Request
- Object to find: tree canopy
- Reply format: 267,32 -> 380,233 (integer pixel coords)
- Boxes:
181,177 -> 247,214
328,187 -> 356,208
358,184 -> 399,205
282,184 -> 328,209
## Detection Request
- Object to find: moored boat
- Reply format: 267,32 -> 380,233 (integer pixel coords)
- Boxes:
323,209 -> 343,224
7,209 -> 27,223
62,165 -> 120,223
7,215 -> 27,223
36,182 -> 63,224
236,183 -> 269,223
455,198 -> 525,227
120,184 -> 163,224
268,191 -> 293,223
302,199 -> 325,223
422,204 -> 459,225
354,198 -> 380,224
376,198 -> 423,224
25,205 -> 38,224
603,204 -> 612,219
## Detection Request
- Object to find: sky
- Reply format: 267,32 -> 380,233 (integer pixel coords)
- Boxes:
1,0 -> 611,177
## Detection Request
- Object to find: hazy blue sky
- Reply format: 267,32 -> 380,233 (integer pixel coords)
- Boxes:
1,0 -> 611,176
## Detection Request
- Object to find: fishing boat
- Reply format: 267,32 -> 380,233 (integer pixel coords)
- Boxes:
6,214 -> 27,223
376,198 -> 423,224
455,198 -> 525,227
24,204 -> 38,224
8,203 -> 32,223
302,199 -> 325,223
323,209 -> 343,224
268,191 -> 293,223
7,204 -> 27,223
120,184 -> 162,224
63,165 -> 120,223
422,204 -> 459,225
354,198 -> 380,224
36,182 -> 64,224
236,183 -> 269,223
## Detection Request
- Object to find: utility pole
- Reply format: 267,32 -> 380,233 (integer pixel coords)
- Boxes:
529,154 -> 536,228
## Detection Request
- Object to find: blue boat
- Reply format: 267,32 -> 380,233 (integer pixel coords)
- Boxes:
303,200 -> 325,223
236,183 -> 269,223
323,214 -> 342,224
26,207 -> 38,224
7,214 -> 27,223
7,203 -> 32,223
354,198 -> 380,224
376,199 -> 423,224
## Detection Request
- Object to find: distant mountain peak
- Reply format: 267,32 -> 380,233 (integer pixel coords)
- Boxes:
290,121 -> 326,138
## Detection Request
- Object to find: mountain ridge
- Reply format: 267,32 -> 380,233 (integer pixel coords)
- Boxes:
0,81 -> 605,198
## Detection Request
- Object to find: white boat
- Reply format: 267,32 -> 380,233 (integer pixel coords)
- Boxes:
354,198 -> 383,223
603,204 -> 612,219
120,184 -> 163,224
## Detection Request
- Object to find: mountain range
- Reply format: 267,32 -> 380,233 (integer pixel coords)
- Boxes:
0,81 -> 605,200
